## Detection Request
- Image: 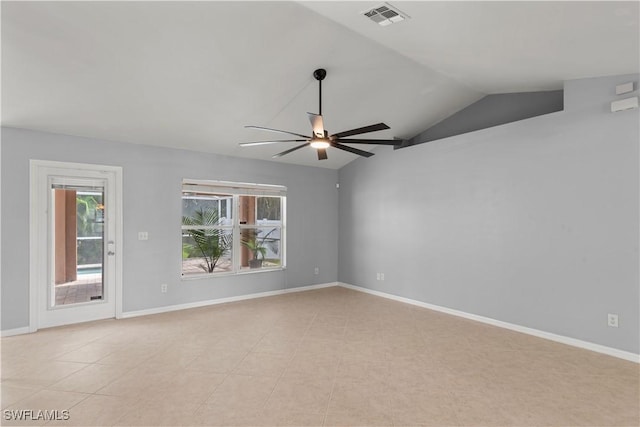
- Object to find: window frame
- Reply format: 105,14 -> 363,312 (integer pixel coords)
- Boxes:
181,179 -> 286,279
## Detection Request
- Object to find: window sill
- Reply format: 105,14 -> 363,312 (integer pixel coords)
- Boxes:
181,266 -> 286,281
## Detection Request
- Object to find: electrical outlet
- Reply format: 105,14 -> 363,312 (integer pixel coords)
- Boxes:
314,267 -> 319,275
161,284 -> 168,293
607,313 -> 619,328
380,273 -> 385,281
376,273 -> 380,280
138,231 -> 149,241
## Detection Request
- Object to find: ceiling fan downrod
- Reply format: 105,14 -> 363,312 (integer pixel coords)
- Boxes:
313,68 -> 326,116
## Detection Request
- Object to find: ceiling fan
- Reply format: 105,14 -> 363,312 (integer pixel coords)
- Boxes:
240,68 -> 403,160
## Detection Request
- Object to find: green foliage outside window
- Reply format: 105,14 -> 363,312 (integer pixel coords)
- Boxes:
182,208 -> 232,273
76,194 -> 103,265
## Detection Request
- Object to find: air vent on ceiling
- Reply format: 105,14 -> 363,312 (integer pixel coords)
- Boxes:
362,3 -> 409,26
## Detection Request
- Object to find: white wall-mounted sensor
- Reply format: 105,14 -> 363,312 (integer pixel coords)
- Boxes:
611,96 -> 639,112
615,82 -> 634,95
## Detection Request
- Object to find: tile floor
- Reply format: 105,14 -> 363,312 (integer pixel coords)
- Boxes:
54,274 -> 103,306
1,286 -> 638,426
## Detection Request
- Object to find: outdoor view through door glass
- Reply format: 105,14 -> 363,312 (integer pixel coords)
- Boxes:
51,186 -> 104,306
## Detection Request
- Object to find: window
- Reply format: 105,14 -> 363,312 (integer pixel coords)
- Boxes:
181,179 -> 286,277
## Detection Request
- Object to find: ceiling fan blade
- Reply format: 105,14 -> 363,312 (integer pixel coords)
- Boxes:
245,125 -> 309,139
334,138 -> 400,145
331,143 -> 374,158
272,143 -> 310,158
317,148 -> 328,160
331,123 -> 390,139
307,113 -> 325,138
240,139 -> 308,147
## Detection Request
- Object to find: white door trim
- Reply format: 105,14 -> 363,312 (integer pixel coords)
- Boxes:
29,160 -> 123,332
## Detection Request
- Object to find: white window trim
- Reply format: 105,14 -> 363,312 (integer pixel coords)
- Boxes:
181,179 -> 286,279
182,179 -> 287,197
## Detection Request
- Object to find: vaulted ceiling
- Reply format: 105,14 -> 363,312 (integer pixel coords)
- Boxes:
2,1 -> 638,169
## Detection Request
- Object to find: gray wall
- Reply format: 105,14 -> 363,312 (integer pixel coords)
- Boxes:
338,74 -> 639,354
1,128 -> 338,330
404,90 -> 564,147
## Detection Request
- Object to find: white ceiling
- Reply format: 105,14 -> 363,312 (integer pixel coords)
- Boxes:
2,1 -> 638,169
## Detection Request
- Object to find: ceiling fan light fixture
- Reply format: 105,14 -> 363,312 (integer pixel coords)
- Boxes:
310,139 -> 330,149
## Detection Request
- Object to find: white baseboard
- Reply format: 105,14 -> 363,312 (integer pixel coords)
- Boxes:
1,326 -> 31,337
338,282 -> 640,364
120,282 -> 337,319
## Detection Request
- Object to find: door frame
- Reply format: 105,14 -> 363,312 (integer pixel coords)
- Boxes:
29,160 -> 123,332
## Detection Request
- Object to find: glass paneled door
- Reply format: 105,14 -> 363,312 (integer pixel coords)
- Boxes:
31,161 -> 121,330
50,180 -> 106,307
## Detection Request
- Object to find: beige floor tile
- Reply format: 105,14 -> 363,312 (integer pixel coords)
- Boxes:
341,339 -> 388,363
93,346 -> 156,368
265,375 -> 333,415
193,407 -> 268,427
3,343 -> 84,366
113,401 -> 201,426
296,337 -> 344,356
48,363 -> 131,394
45,394 -> 141,426
506,386 -> 640,426
260,410 -> 325,427
93,370 -> 153,398
451,393 -> 519,427
252,334 -> 301,356
337,359 -> 389,384
1,410 -> 51,427
210,334 -> 262,353
2,390 -> 89,427
1,360 -> 32,381
54,341 -> 121,364
564,400 -> 640,427
168,331 -> 224,349
283,352 -> 340,381
0,384 -> 41,409
203,374 -> 278,411
2,361 -> 89,389
144,345 -> 205,368
186,349 -> 248,374
386,363 -> 454,394
266,324 -> 309,340
324,411 -> 393,427
312,314 -> 348,328
343,327 -> 382,343
326,379 -> 393,426
139,369 -> 226,406
232,352 -> 291,377
389,389 -> 460,426
305,324 -> 346,340
1,286 -> 637,427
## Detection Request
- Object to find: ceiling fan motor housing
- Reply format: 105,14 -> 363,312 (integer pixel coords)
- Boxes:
313,68 -> 327,81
